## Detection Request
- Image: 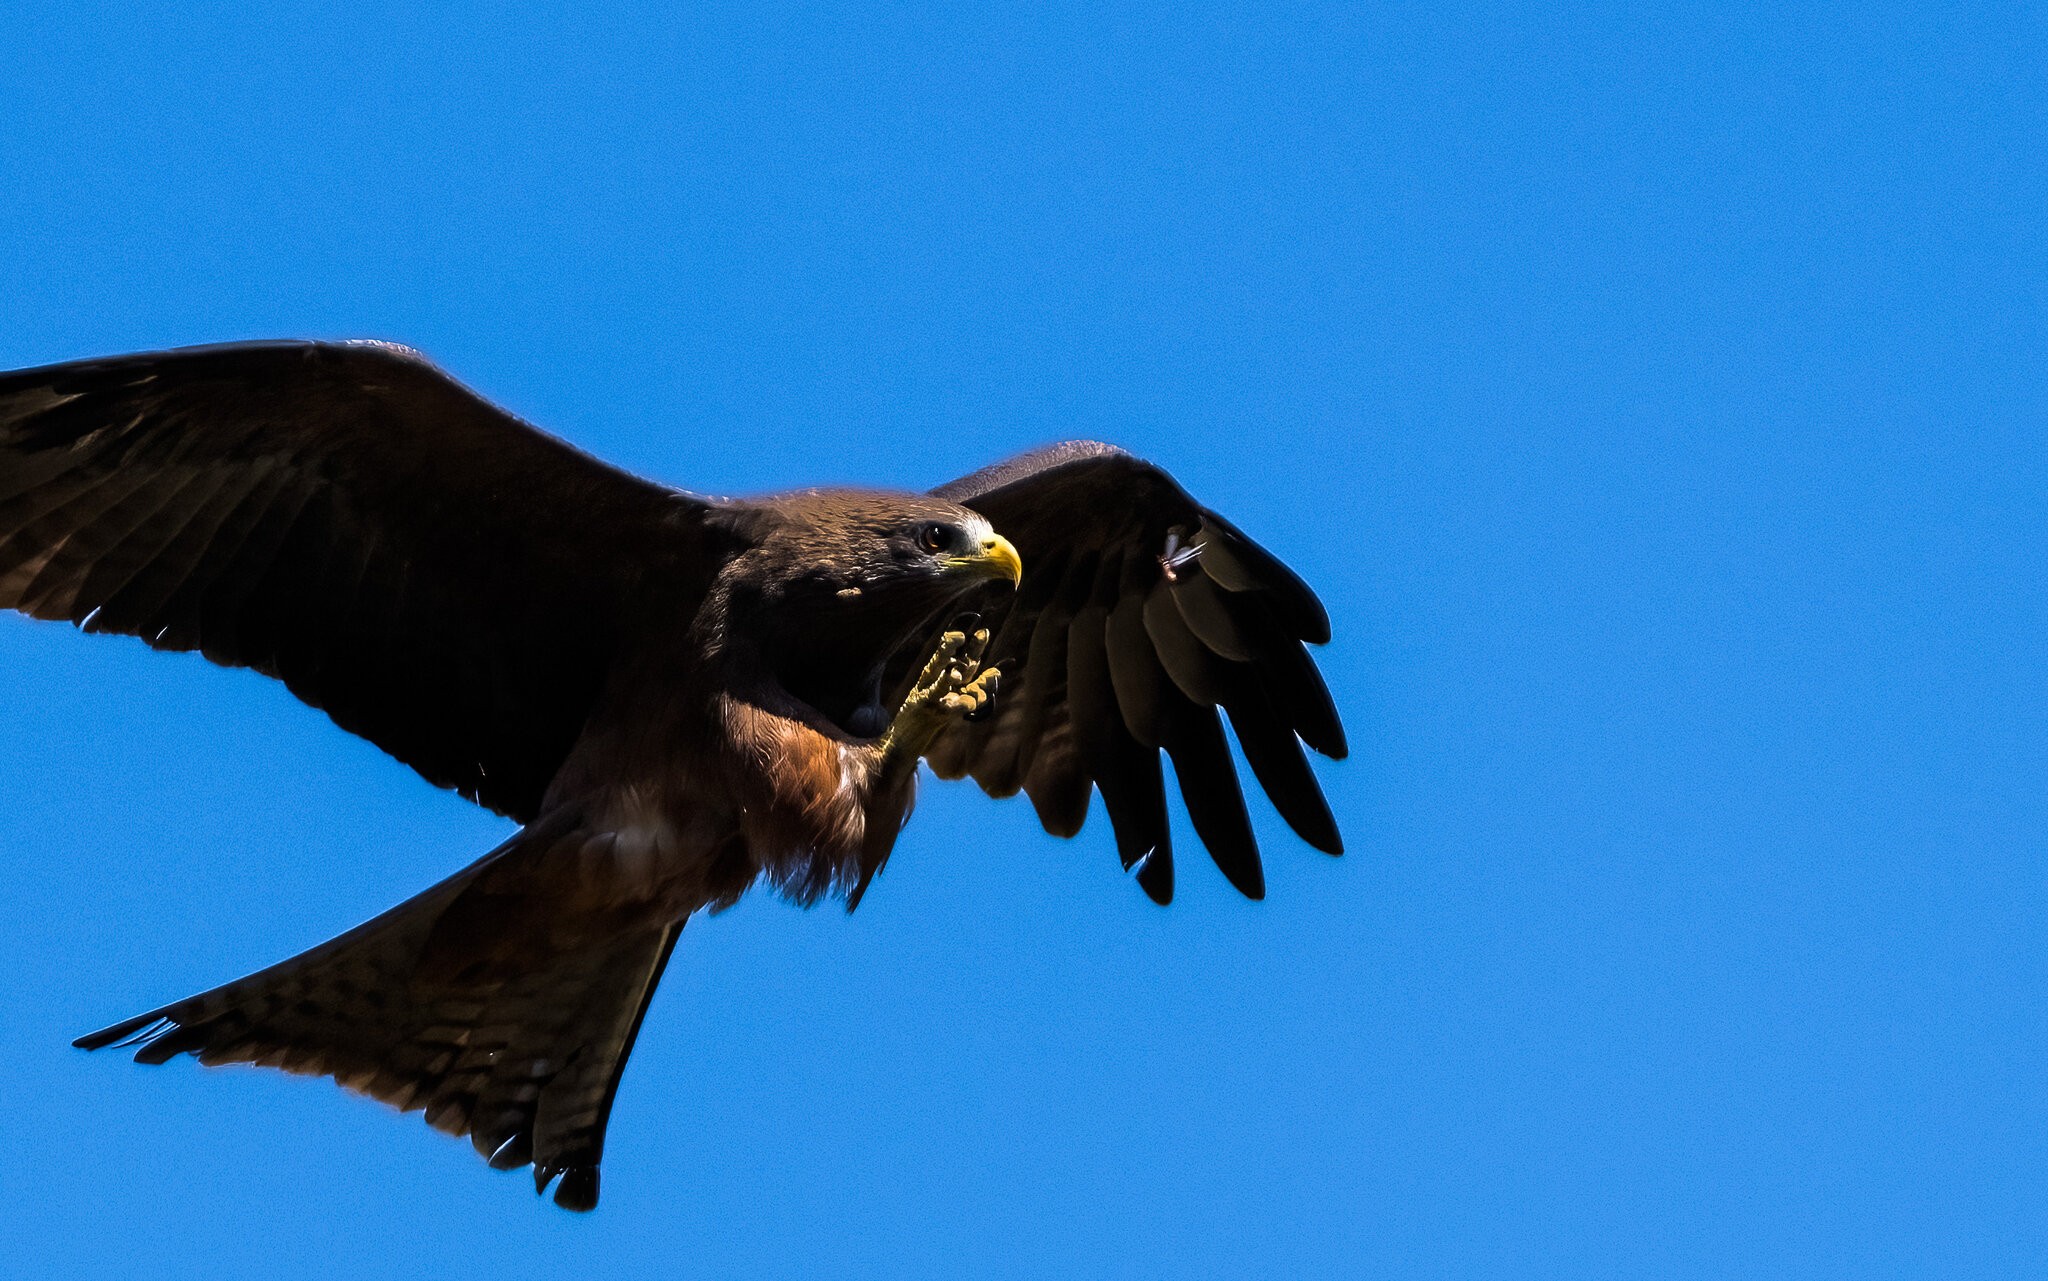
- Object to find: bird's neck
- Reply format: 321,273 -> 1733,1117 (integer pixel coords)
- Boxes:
742,594 -> 953,740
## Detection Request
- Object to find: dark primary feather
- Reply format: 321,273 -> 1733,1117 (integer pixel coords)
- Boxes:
929,441 -> 1346,902
0,341 -> 722,820
23,345 -> 1351,1212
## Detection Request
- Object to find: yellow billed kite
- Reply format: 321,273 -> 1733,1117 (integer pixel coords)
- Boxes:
0,340 -> 1344,1209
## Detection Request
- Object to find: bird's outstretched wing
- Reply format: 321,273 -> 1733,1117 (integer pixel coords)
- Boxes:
0,341 -> 722,820
927,441 -> 1345,903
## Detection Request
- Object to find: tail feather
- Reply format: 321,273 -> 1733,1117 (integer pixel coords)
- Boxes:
75,819 -> 683,1211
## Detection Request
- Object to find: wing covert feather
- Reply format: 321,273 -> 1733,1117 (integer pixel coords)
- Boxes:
0,341 -> 722,820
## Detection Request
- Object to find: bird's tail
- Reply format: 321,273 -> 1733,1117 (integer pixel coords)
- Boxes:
73,815 -> 681,1211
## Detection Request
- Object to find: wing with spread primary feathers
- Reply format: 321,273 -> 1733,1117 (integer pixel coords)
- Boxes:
928,441 -> 1345,904
0,341 -> 722,820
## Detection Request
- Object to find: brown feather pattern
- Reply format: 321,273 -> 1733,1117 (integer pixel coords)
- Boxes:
6,344 -> 1346,1208
929,441 -> 1346,902
0,341 -> 718,820
74,820 -> 682,1210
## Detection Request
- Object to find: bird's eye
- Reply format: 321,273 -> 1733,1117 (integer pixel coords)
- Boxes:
918,524 -> 951,554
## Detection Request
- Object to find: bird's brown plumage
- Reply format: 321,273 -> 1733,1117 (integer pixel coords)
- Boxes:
2,340 -> 1345,1209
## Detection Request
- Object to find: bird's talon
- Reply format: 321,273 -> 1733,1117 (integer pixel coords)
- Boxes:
962,668 -> 1000,722
884,632 -> 1002,760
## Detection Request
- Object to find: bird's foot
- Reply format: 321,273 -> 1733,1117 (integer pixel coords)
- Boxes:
879,628 -> 999,767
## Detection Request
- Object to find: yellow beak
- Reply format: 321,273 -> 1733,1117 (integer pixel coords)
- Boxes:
962,533 -> 1023,588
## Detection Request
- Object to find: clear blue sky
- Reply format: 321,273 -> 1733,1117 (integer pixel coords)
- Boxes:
2,3 -> 2043,1277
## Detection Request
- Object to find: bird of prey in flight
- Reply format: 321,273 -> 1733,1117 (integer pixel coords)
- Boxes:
0,340 -> 1344,1209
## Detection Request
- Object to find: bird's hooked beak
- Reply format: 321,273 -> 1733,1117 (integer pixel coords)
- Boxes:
951,533 -> 1023,588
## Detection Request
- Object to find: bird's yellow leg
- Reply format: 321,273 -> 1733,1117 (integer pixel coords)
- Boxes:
877,627 -> 999,774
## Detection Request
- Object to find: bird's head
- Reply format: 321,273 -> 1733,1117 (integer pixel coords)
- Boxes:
717,490 -> 1022,734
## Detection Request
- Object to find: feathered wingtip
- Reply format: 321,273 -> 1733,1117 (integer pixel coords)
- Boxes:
75,1002 -> 235,1065
535,1162 -> 601,1212
73,1011 -> 178,1055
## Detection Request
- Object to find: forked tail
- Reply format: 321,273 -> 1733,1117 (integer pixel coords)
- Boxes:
75,817 -> 681,1210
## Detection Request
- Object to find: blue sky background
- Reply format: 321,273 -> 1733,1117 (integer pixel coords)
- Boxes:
2,3 -> 2044,1277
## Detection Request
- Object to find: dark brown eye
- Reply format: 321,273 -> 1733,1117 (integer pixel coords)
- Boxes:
918,524 -> 951,554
